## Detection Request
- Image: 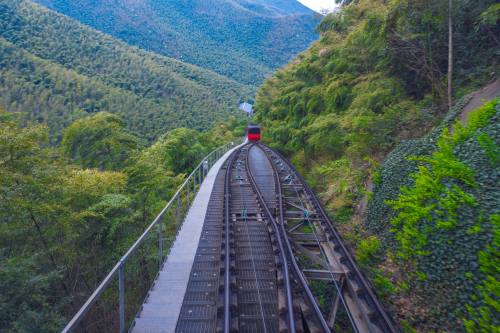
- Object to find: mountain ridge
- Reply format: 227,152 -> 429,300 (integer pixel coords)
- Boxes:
32,0 -> 320,85
0,0 -> 254,141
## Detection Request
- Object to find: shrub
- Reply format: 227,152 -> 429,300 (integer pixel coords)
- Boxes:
357,235 -> 382,266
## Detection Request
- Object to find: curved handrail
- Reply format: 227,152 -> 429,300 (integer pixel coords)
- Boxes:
61,139 -> 243,333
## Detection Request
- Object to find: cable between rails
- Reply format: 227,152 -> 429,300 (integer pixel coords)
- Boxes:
261,143 -> 397,333
245,143 -> 299,333
257,143 -> 331,332
262,144 -> 357,332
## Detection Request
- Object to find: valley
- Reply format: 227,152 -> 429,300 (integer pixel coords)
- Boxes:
0,0 -> 499,332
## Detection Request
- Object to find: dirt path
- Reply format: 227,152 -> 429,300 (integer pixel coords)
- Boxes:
460,79 -> 500,123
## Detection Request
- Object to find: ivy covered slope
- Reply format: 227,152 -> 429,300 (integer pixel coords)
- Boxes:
32,0 -> 320,85
0,109 -> 244,332
0,0 -> 253,142
368,99 -> 499,331
254,0 -> 499,331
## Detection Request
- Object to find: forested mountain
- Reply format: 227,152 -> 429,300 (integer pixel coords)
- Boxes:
0,0 -> 254,142
31,0 -> 320,85
1,0 -> 498,331
254,0 -> 499,331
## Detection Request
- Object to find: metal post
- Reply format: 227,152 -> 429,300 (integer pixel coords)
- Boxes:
118,263 -> 125,333
328,291 -> 341,328
199,166 -> 202,184
187,181 -> 190,207
176,194 -> 181,225
193,173 -> 196,193
158,219 -> 163,270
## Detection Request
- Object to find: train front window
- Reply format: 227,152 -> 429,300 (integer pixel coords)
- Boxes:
249,128 -> 260,134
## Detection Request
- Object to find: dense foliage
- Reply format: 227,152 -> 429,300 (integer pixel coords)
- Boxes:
256,0 -> 498,161
32,0 -> 319,85
254,0 -> 499,331
366,98 -> 470,239
0,0 -> 253,142
0,110 -> 241,331
61,112 -> 139,171
374,100 -> 499,331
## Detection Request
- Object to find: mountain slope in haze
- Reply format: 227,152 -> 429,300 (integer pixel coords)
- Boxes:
32,0 -> 320,85
225,0 -> 313,15
0,0 -> 254,141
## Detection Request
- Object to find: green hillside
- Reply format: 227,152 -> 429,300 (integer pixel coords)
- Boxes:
254,0 -> 499,331
32,0 -> 320,85
0,0 -> 254,142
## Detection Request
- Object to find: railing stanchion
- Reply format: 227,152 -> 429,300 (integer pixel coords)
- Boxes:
193,173 -> 196,194
187,179 -> 190,207
158,218 -> 163,270
176,194 -> 181,225
119,263 -> 125,333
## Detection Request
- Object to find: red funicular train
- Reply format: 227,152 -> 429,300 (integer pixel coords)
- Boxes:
247,124 -> 261,141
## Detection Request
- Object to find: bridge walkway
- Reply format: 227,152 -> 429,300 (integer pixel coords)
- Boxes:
131,143 -> 243,333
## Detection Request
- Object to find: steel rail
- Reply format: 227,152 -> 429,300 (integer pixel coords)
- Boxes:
265,141 -> 356,329
245,144 -> 297,333
262,144 -> 398,333
259,144 -> 331,332
223,148 -> 239,333
61,140 -> 242,333
289,178 -> 358,331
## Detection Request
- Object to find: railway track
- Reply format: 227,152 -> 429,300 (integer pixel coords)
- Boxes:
176,143 -> 396,333
224,145 -> 290,332
258,143 -> 397,333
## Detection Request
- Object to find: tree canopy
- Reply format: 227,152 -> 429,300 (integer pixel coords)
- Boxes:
61,112 -> 139,171
0,109 -> 241,331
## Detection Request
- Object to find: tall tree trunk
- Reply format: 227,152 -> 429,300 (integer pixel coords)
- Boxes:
28,209 -> 71,295
447,0 -> 453,109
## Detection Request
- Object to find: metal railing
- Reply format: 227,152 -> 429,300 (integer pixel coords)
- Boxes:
61,139 -> 243,333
